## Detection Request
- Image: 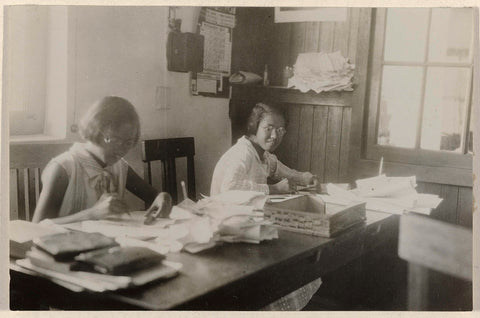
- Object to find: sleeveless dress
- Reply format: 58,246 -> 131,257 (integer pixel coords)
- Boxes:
42,142 -> 128,217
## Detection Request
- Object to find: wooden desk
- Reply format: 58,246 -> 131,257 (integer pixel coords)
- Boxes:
10,211 -> 399,310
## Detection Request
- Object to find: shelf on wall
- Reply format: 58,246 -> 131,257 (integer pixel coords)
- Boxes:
231,85 -> 353,107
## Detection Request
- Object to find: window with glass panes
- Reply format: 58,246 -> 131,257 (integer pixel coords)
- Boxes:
366,8 -> 474,169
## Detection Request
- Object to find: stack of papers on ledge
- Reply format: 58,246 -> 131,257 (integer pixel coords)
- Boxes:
288,51 -> 355,93
323,176 -> 443,216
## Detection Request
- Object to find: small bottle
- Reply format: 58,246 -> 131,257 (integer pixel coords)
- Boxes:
263,64 -> 269,86
282,66 -> 292,87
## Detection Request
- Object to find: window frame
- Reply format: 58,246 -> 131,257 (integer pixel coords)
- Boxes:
365,8 -> 474,171
7,6 -> 73,143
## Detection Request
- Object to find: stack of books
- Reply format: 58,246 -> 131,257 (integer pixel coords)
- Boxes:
264,195 -> 366,237
13,227 -> 181,292
9,220 -> 66,259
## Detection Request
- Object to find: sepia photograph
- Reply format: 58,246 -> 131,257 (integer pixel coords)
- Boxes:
1,2 -> 477,313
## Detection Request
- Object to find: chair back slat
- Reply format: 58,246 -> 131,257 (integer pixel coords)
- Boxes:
142,138 -> 196,205
26,168 -> 38,221
34,167 -> 41,202
17,168 -> 27,221
9,169 -> 19,220
10,143 -> 71,221
186,155 -> 196,200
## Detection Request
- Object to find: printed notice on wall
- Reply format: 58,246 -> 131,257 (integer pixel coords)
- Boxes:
200,21 -> 232,74
197,73 -> 218,94
204,8 -> 236,28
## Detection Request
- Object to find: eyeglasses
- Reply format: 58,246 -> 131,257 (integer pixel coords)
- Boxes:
261,125 -> 287,137
100,131 -> 137,148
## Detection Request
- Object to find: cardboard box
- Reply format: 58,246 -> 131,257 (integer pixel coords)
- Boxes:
264,195 -> 366,237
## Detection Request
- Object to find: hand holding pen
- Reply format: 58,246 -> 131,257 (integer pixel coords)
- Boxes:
90,193 -> 129,220
144,192 -> 173,225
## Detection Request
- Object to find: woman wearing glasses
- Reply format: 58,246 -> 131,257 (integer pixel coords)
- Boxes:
210,102 -> 322,310
32,96 -> 171,224
210,102 -> 317,196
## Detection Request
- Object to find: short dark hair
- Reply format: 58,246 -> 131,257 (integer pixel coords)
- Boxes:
79,96 -> 141,144
246,102 -> 286,136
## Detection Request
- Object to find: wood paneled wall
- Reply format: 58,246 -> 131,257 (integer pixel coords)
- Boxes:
417,182 -> 472,228
277,105 -> 351,183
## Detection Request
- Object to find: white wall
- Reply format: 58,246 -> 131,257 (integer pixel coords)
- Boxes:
70,6 -> 231,206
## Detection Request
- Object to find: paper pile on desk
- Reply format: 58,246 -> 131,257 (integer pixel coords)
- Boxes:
15,230 -> 182,293
289,51 -> 355,93
67,191 -> 277,254
16,257 -> 182,293
323,176 -> 443,215
185,190 -> 278,246
162,191 -> 277,251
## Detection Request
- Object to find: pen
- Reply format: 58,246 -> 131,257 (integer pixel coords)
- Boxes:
181,181 -> 188,201
378,156 -> 384,176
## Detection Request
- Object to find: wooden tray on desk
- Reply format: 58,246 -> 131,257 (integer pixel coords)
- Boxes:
264,195 -> 366,237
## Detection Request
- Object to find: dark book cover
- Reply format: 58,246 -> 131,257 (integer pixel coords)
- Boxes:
33,231 -> 118,261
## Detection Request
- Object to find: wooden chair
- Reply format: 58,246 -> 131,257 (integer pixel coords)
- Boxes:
142,137 -> 196,204
398,214 -> 472,310
10,143 -> 71,221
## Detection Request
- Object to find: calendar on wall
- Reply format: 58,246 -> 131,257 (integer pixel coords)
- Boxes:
192,7 -> 235,98
199,22 -> 231,74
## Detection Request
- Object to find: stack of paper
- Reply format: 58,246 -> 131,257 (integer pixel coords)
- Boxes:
185,191 -> 278,246
62,191 -> 278,255
289,51 -> 355,93
219,217 -> 278,243
324,176 -> 443,216
16,257 -> 181,292
14,229 -> 182,292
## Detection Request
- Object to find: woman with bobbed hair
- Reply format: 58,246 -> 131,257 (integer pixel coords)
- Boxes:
32,96 -> 171,224
210,102 -> 321,310
211,102 -> 317,196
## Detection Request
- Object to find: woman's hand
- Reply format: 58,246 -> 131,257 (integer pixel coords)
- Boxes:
269,178 -> 294,194
88,193 -> 129,220
300,172 -> 318,187
145,192 -> 173,219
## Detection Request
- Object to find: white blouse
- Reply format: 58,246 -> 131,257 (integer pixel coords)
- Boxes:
210,136 -> 306,196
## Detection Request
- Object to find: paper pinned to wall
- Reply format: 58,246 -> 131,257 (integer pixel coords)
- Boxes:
204,8 -> 236,28
196,72 -> 218,93
199,21 -> 232,74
